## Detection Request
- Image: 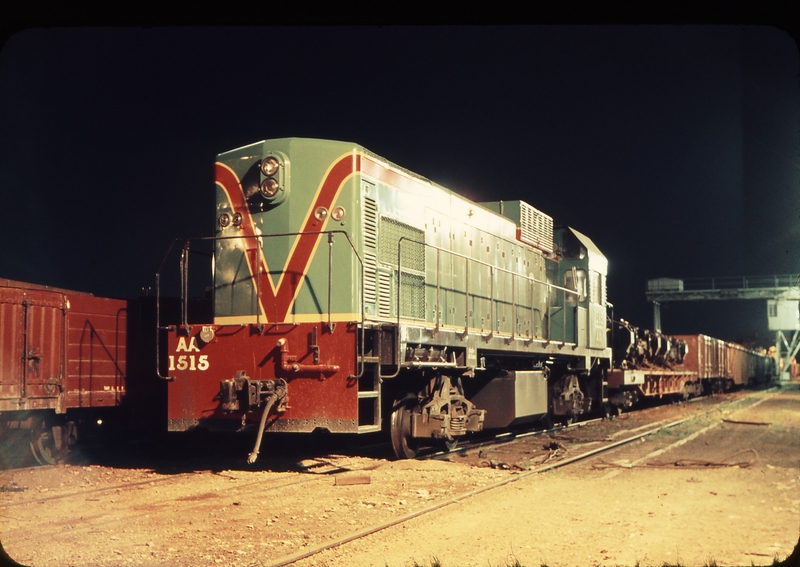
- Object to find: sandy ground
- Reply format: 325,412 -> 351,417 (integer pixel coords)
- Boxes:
1,385 -> 798,567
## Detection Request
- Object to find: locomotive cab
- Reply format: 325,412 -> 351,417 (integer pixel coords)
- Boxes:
551,227 -> 608,351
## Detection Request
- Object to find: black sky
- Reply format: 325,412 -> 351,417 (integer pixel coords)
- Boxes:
0,21 -> 798,345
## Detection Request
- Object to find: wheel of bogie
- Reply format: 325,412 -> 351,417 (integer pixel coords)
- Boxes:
29,417 -> 65,466
390,401 -> 419,459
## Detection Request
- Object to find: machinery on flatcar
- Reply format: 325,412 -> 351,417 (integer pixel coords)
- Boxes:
157,138 -> 614,460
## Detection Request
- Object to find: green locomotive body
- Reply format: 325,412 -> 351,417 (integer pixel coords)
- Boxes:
163,138 -> 612,458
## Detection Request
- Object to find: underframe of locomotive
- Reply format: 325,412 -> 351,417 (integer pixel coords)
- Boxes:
374,321 -> 610,458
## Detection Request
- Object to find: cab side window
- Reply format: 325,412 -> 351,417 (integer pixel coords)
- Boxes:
565,268 -> 587,303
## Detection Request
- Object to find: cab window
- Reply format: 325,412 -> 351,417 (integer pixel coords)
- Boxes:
565,268 -> 587,303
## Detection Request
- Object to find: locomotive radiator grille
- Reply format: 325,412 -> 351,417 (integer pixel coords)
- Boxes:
376,216 -> 426,320
379,217 -> 425,271
399,272 -> 425,319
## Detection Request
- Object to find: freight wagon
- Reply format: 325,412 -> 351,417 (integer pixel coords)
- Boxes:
0,279 -> 127,464
607,320 -> 772,410
675,334 -> 772,392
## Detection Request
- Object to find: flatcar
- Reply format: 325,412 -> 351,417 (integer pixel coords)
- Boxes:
607,319 -> 772,410
0,279 -> 128,464
157,137 -> 613,460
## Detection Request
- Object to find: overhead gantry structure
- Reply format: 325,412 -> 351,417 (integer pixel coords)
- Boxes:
646,274 -> 800,381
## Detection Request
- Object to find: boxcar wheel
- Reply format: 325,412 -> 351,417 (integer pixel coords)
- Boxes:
390,401 -> 419,459
29,418 -> 63,466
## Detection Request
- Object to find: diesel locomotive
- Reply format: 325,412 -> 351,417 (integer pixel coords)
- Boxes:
158,137 -> 613,460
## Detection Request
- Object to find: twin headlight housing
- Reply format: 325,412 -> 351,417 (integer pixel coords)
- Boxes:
258,153 -> 288,204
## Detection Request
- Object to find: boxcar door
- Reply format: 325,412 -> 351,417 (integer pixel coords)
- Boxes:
21,290 -> 66,412
0,288 -> 65,413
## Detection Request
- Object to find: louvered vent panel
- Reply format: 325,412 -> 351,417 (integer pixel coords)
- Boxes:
364,252 -> 377,305
378,272 -> 392,318
363,198 -> 378,249
518,201 -> 554,254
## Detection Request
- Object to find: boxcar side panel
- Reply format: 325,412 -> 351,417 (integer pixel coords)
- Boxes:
64,294 -> 127,409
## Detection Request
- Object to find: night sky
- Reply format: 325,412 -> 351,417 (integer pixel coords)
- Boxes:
1,23 -> 798,345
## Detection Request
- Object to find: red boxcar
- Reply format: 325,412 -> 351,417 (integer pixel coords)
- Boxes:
674,334 -> 771,391
0,279 -> 128,463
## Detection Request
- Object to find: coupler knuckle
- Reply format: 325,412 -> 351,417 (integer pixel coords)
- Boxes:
219,371 -> 288,413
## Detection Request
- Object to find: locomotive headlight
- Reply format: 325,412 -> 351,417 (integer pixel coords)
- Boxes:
260,178 -> 280,198
232,212 -> 243,227
260,156 -> 280,177
256,150 -> 289,205
219,213 -> 231,228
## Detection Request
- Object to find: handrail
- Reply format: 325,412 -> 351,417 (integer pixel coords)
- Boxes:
650,274 -> 800,292
395,237 -> 579,346
154,230 -> 366,381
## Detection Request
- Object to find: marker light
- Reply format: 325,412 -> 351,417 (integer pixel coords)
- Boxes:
331,206 -> 346,221
260,178 -> 280,198
219,213 -> 231,228
260,156 -> 280,177
314,207 -> 329,221
232,212 -> 243,227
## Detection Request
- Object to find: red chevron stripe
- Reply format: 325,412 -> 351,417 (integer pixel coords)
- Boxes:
215,153 -> 360,322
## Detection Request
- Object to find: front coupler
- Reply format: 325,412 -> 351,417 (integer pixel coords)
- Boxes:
219,371 -> 288,413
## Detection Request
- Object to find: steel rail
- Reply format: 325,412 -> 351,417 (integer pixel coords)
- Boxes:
269,385 -> 780,567
267,416 -> 692,567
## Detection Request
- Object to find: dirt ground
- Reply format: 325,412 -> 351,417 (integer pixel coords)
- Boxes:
1,385 -> 798,567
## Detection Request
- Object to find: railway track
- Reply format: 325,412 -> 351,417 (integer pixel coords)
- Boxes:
0,388 -> 760,508
0,386 -> 781,567
267,387 -> 778,567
